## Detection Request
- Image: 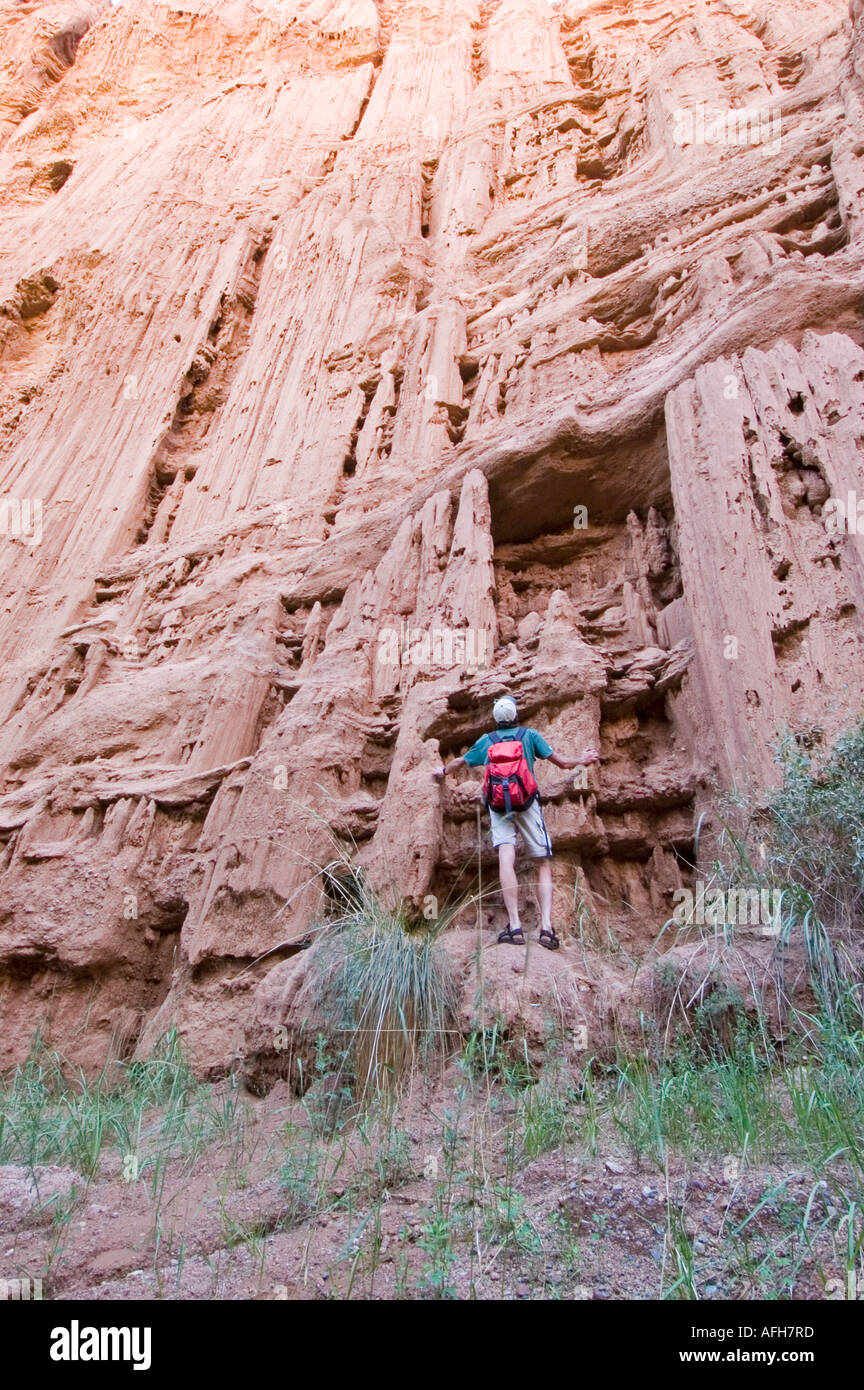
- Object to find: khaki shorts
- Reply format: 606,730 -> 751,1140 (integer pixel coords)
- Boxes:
489,799 -> 553,859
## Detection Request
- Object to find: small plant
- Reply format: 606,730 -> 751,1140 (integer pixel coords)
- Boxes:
460,1025 -> 536,1090
297,1035 -> 354,1136
483,1184 -> 541,1255
417,1210 -> 459,1298
278,1124 -> 327,1228
549,1208 -> 582,1272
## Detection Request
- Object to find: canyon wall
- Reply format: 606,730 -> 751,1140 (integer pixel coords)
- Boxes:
2,0 -> 864,1075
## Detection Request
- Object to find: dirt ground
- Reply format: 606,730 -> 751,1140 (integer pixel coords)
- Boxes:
0,1070 -> 851,1302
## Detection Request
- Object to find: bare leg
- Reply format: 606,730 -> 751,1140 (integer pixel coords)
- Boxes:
498,844 -> 521,931
536,858 -> 554,934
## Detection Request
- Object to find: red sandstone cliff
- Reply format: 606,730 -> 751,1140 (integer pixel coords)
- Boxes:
1,0 -> 864,1076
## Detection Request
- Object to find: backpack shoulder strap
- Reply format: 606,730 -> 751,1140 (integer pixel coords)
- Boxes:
488,729 -> 526,751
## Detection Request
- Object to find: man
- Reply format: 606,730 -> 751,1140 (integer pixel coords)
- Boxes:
433,696 -> 599,949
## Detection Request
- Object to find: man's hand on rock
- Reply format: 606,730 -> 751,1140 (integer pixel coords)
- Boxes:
580,747 -> 601,766
434,756 -> 464,782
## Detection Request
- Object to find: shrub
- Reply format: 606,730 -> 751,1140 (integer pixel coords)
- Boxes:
713,721 -> 864,1031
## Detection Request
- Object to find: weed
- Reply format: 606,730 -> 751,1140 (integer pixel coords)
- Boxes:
417,1210 -> 459,1298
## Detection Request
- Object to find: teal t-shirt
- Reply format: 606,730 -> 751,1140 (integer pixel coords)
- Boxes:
464,726 -> 554,773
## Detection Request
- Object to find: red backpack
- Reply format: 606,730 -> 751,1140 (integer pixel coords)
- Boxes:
482,728 -> 538,814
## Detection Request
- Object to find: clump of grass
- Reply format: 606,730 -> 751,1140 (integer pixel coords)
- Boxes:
664,1202 -> 699,1300
0,1030 -> 244,1178
299,874 -> 460,1096
607,1019 -> 864,1182
519,1069 -> 579,1157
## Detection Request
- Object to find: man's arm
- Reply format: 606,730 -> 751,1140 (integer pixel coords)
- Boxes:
433,755 -> 467,781
547,747 -> 600,771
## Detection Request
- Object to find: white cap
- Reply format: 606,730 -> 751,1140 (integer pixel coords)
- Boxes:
493,696 -> 518,725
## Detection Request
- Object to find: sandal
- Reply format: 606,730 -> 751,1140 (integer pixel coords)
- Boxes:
539,927 -> 560,951
498,925 -> 525,945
